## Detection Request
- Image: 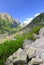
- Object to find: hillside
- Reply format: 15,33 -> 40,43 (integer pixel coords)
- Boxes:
0,13 -> 21,34
27,12 -> 44,28
21,12 -> 44,34
0,12 -> 44,65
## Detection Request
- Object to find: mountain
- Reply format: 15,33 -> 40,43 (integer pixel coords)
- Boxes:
0,13 -> 20,34
27,12 -> 44,28
21,12 -> 44,34
0,12 -> 44,35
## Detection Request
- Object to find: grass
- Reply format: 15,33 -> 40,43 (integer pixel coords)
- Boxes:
0,25 -> 44,65
0,36 -> 25,65
24,26 -> 44,40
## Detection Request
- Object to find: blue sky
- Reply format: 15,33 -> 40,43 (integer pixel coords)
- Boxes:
0,0 -> 44,24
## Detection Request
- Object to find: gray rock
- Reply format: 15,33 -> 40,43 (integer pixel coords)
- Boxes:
29,38 -> 44,49
31,58 -> 43,65
28,61 -> 32,65
5,33 -> 44,65
7,55 -> 13,62
40,53 -> 44,61
39,27 -> 44,38
26,46 -> 44,60
12,48 -> 27,64
40,63 -> 44,65
26,38 -> 44,60
8,63 -> 13,65
5,55 -> 13,65
23,39 -> 33,50
33,33 -> 39,39
6,48 -> 27,65
5,60 -> 10,65
36,48 -> 44,58
26,47 -> 36,59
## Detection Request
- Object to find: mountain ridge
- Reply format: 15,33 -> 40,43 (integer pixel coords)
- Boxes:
27,12 -> 44,28
0,12 -> 21,34
20,12 -> 44,35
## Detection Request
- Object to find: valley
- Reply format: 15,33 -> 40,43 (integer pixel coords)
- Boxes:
0,12 -> 44,65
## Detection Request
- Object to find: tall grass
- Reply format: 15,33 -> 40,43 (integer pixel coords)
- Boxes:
0,36 -> 25,65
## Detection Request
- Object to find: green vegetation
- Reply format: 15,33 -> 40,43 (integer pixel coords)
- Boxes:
26,13 -> 44,28
25,26 -> 44,40
0,37 -> 25,65
0,25 -> 43,65
0,13 -> 21,34
0,12 -> 44,65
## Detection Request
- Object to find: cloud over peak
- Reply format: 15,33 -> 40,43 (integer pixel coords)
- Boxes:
34,13 -> 40,17
23,18 -> 33,25
23,13 -> 40,26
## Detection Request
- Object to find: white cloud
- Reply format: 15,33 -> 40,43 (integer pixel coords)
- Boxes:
23,13 -> 40,26
23,18 -> 33,25
34,13 -> 40,17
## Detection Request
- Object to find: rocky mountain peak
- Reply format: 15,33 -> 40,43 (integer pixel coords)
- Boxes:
0,13 -> 11,19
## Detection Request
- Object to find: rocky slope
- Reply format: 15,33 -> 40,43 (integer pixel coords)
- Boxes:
0,13 -> 20,34
5,27 -> 44,65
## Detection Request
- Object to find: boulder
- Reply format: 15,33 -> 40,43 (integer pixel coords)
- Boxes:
29,38 -> 44,49
26,47 -> 36,59
7,55 -> 13,62
5,48 -> 27,65
23,38 -> 44,51
39,27 -> 44,38
12,48 -> 27,64
23,39 -> 33,50
28,38 -> 44,60
35,48 -> 44,58
33,33 -> 39,39
26,47 -> 44,60
31,58 -> 43,65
